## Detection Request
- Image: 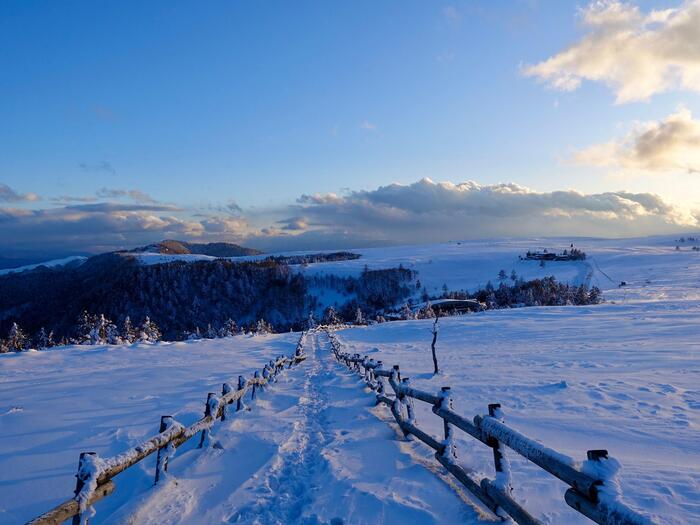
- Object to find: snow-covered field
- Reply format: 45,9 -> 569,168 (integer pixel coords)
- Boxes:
1,236 -> 699,524
0,255 -> 87,276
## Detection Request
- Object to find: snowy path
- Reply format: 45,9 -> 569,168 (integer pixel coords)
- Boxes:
110,332 -> 482,525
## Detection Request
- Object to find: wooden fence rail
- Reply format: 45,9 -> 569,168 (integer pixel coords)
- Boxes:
26,332 -> 309,525
325,328 -> 656,525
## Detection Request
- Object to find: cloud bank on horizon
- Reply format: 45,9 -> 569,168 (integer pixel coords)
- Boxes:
3,1 -> 700,261
0,178 -> 697,259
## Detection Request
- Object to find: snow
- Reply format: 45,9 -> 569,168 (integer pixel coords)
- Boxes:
0,255 -> 87,275
1,235 -> 699,524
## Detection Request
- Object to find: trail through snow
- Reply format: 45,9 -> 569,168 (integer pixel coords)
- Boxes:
110,332 -> 477,525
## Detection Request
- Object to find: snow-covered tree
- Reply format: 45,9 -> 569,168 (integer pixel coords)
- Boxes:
187,327 -> 202,340
323,306 -> 340,326
7,322 -> 29,352
417,301 -> 436,319
105,317 -> 121,344
205,323 -> 217,339
400,303 -> 414,321
306,311 -> 317,330
219,319 -> 238,337
139,316 -> 161,342
75,311 -> 97,344
89,314 -> 121,345
35,327 -> 54,349
122,316 -> 136,344
498,269 -> 507,282
255,319 -> 272,335
354,307 -> 365,325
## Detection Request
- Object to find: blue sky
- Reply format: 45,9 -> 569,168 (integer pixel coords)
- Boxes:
1,1 -> 700,260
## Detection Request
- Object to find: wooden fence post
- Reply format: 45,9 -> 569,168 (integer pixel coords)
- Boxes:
72,451 -> 96,525
440,387 -> 456,460
402,378 -> 416,425
154,416 -> 173,484
487,403 -> 512,494
198,393 -> 216,448
221,383 -> 232,421
269,360 -> 277,382
375,361 -> 385,398
252,371 -> 259,399
236,375 -> 246,412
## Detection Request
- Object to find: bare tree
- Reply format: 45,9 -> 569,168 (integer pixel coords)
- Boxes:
430,315 -> 440,375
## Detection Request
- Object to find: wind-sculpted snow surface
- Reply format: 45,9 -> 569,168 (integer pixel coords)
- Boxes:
111,332 -> 476,524
336,259 -> 700,525
2,235 -> 699,524
0,334 -> 301,523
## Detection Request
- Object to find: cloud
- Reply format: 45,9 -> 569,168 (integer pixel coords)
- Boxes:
574,107 -> 700,173
51,188 -> 159,205
0,201 -> 251,257
2,178 -> 697,258
523,0 -> 700,103
0,184 -> 39,203
359,120 -> 377,131
277,216 -> 309,231
96,188 -> 158,203
79,161 -> 117,175
277,178 -> 698,244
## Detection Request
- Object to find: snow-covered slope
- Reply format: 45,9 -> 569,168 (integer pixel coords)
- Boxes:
0,255 -> 87,275
135,235 -> 698,299
1,235 -> 698,524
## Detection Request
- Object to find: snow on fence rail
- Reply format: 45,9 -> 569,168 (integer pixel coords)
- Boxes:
324,328 -> 657,525
26,332 -> 309,525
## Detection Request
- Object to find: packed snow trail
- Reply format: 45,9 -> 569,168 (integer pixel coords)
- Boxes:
109,332 -> 482,525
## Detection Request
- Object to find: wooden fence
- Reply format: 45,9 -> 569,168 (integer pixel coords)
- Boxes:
325,329 -> 656,525
26,332 -> 309,525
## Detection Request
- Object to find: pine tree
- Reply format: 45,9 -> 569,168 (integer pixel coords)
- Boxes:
218,318 -> 238,337
510,270 -> 517,282
187,327 -> 202,340
205,323 -> 217,339
306,311 -> 317,330
139,316 -> 161,342
498,269 -> 507,282
323,306 -> 340,325
7,322 -> 28,352
255,319 -> 272,335
400,303 -> 414,320
76,311 -> 97,344
354,307 -> 365,325
104,317 -> 121,344
418,301 -> 436,319
122,316 -> 136,344
35,327 -> 54,349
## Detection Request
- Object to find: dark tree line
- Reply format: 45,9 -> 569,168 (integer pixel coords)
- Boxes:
0,255 -> 415,347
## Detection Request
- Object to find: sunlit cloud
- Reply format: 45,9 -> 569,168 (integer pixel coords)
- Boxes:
574,107 -> 700,173
523,0 -> 700,103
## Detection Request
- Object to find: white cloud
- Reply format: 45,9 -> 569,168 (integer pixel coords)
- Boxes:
574,107 -> 700,173
277,178 -> 698,244
523,0 -> 700,103
3,179 -> 697,257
